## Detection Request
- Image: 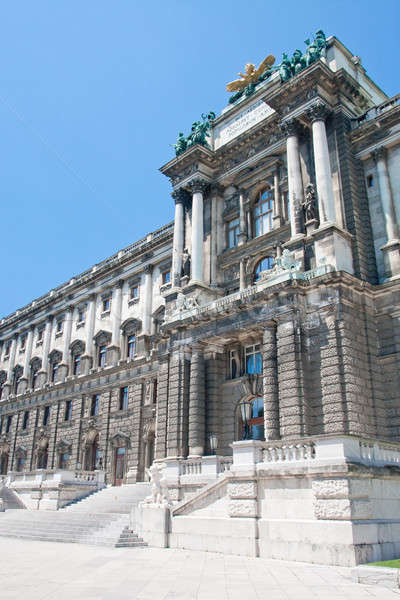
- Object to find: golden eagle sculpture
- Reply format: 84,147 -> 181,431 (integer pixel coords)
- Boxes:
226,54 -> 275,92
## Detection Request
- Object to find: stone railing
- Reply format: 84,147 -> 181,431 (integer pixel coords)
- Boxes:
7,468 -> 105,489
354,93 -> 400,127
164,455 -> 232,483
230,436 -> 400,472
263,441 -> 316,463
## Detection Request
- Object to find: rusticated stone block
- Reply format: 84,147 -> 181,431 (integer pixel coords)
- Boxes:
228,499 -> 257,518
228,481 -> 257,499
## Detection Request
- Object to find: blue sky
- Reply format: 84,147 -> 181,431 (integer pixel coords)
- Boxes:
1,0 -> 399,317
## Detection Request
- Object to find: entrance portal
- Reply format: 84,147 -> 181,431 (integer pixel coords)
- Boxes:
114,446 -> 126,486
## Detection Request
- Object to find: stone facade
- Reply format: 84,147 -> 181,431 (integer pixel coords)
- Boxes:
0,34 -> 399,503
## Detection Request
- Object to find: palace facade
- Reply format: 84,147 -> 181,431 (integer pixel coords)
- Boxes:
0,32 -> 399,528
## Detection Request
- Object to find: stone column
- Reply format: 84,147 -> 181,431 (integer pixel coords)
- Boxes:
372,147 -> 400,278
167,348 -> 190,458
37,316 -> 53,386
142,265 -> 153,336
108,280 -> 124,364
59,306 -> 73,379
262,323 -> 280,440
238,189 -> 247,245
281,118 -> 304,238
3,336 -> 18,397
211,184 -> 224,285
171,189 -> 187,287
155,357 -> 169,460
188,179 -> 208,284
273,164 -> 283,229
188,344 -> 205,456
276,315 -> 307,438
308,102 -> 336,225
239,259 -> 246,291
81,294 -> 96,374
22,327 -> 34,381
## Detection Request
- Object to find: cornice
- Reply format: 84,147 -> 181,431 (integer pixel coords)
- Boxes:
0,221 -> 174,334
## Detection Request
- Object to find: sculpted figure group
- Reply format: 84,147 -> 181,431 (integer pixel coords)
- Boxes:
174,112 -> 216,156
279,30 -> 327,83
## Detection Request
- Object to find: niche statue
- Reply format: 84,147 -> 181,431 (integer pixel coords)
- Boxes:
181,249 -> 191,278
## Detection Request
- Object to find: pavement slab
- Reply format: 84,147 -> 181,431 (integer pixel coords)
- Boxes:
0,537 -> 399,600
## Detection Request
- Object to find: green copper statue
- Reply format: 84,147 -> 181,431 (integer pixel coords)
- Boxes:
174,112 -> 216,157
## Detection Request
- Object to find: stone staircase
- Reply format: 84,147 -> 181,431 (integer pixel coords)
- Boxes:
0,483 -> 151,547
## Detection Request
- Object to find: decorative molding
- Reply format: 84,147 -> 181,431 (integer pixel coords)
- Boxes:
307,100 -> 331,123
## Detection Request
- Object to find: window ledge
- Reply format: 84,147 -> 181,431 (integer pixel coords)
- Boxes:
55,331 -> 63,339
160,282 -> 172,294
101,310 -> 111,318
76,321 -> 85,329
35,341 -> 43,348
128,297 -> 139,307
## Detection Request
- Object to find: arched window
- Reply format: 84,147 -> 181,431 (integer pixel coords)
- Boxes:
236,397 -> 264,441
254,189 -> 274,237
93,331 -> 111,368
70,341 -> 85,376
12,365 -> 23,394
49,350 -> 62,383
254,256 -> 274,282
30,358 -> 41,389
121,319 -> 141,359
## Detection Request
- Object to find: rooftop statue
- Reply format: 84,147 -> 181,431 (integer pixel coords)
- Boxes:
173,112 -> 216,157
226,54 -> 275,104
226,30 -> 327,105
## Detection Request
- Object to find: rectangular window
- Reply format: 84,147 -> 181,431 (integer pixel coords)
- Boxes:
98,345 -> 107,367
4,342 -> 11,357
227,217 -> 240,248
119,386 -> 128,411
91,395 -> 99,417
162,270 -> 171,285
245,344 -> 262,375
73,354 -> 81,375
43,406 -> 50,426
59,453 -> 69,469
254,190 -> 274,237
64,400 -> 72,421
77,309 -> 85,323
37,329 -> 43,342
229,349 -> 240,379
102,297 -> 111,312
6,415 -> 12,433
56,321 -> 63,333
127,334 -> 136,359
51,362 -> 58,382
20,336 -> 26,351
22,411 -> 29,430
130,285 -> 139,300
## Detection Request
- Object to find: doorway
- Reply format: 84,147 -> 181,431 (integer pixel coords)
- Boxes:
114,446 -> 126,486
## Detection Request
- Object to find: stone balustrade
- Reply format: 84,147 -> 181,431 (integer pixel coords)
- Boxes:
263,441 -> 316,463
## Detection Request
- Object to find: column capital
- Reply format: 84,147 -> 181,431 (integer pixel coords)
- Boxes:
209,182 -> 224,197
46,315 -> 54,324
171,188 -> 190,205
187,178 -> 209,195
371,146 -> 387,163
115,279 -> 125,289
143,264 -> 153,275
280,117 -> 302,138
307,101 -> 331,123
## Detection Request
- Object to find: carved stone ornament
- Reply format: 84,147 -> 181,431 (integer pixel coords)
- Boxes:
83,428 -> 99,447
307,100 -> 330,123
143,463 -> 171,507
171,188 -> 190,205
371,146 -> 387,163
302,182 -> 319,222
241,373 -> 263,398
36,436 -> 49,452
142,419 -> 155,441
280,118 -> 301,138
109,432 -> 130,448
173,292 -> 199,316
15,445 -> 27,459
56,438 -> 72,453
0,436 -> 10,456
264,249 -> 301,277
187,178 -> 209,195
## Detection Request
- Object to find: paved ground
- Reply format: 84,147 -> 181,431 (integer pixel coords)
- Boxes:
0,538 -> 398,599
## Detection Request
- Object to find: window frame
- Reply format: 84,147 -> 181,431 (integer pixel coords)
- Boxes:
119,386 -> 129,411
64,400 -> 73,422
254,188 -> 274,237
244,344 -> 262,375
226,217 -> 240,249
90,394 -> 99,417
